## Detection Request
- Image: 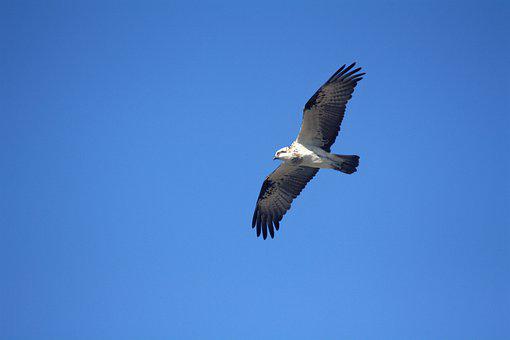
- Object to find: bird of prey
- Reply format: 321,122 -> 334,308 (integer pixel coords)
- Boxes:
252,63 -> 365,239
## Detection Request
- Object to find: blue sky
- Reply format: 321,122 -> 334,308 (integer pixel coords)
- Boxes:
1,1 -> 509,339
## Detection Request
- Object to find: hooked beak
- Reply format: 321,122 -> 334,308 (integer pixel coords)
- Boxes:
273,156 -> 277,160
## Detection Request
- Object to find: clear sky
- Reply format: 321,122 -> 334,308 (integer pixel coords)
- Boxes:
1,1 -> 509,339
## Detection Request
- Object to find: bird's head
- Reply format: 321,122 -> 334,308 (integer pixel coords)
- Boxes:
274,147 -> 291,161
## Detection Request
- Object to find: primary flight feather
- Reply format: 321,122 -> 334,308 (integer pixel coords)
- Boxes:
252,62 -> 365,239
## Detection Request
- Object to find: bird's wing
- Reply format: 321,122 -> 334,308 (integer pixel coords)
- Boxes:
252,163 -> 319,239
296,63 -> 365,151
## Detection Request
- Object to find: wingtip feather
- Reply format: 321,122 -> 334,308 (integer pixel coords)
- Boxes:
268,219 -> 275,239
261,215 -> 268,240
326,64 -> 347,82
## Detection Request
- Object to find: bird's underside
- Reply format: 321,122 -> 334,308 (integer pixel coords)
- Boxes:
252,62 -> 365,239
282,142 -> 359,172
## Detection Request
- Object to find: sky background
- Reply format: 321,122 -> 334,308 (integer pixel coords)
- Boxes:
1,1 -> 509,339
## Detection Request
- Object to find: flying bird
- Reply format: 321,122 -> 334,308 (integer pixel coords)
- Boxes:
252,63 -> 365,239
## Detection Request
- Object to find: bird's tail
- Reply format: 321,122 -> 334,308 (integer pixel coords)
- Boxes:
329,154 -> 360,174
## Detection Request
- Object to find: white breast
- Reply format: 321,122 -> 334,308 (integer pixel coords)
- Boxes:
291,142 -> 329,167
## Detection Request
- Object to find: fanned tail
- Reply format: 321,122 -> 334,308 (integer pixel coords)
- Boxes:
330,154 -> 360,174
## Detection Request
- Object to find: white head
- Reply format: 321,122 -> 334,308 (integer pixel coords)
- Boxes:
273,146 -> 291,161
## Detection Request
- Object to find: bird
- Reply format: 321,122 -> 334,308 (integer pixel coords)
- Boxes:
252,62 -> 365,239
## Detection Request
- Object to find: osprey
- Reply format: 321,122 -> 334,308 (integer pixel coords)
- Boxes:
252,63 -> 365,239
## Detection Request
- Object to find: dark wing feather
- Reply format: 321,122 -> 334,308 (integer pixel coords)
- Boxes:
297,63 -> 365,151
252,164 -> 319,239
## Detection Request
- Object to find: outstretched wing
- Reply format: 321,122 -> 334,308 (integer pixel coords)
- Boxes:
296,63 -> 365,151
252,164 -> 319,239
